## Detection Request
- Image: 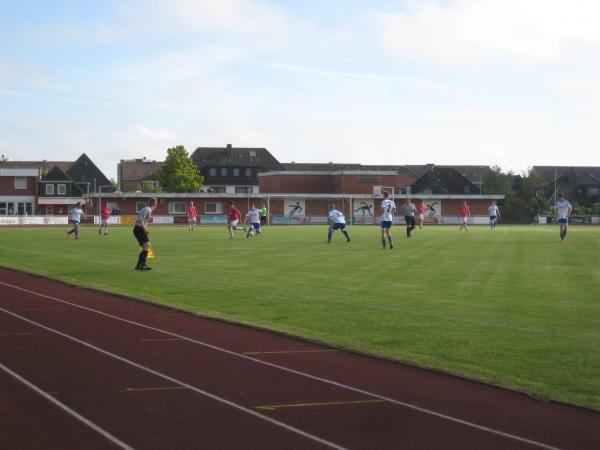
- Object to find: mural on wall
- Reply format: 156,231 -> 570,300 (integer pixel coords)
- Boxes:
285,199 -> 305,217
354,201 -> 374,216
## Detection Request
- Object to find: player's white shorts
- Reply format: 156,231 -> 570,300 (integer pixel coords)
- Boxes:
229,220 -> 238,227
418,214 -> 425,220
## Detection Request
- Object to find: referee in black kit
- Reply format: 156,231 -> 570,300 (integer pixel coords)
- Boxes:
133,197 -> 157,271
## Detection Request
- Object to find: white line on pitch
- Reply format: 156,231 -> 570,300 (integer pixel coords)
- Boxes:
0,332 -> 35,336
0,362 -> 133,450
0,281 -> 565,450
0,307 -> 347,450
141,337 -> 185,342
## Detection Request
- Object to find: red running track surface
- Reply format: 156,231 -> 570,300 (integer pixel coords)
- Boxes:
0,267 -> 599,450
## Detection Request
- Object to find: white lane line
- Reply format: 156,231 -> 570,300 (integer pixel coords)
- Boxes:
0,362 -> 133,450
0,307 -> 346,450
0,281 -> 565,450
140,337 -> 185,342
0,332 -> 35,336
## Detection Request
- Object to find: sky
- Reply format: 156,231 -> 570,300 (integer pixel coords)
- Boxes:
1,0 -> 599,180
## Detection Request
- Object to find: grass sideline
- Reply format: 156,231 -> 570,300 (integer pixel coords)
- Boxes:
0,224 -> 599,410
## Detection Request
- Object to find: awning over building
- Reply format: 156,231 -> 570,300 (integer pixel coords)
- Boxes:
37,197 -> 85,205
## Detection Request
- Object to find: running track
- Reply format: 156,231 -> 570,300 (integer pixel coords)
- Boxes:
1,267 -> 598,450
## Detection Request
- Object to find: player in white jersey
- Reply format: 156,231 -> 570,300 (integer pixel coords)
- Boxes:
488,201 -> 500,230
380,191 -> 396,249
555,192 -> 572,242
327,204 -> 351,243
66,202 -> 85,239
244,203 -> 262,238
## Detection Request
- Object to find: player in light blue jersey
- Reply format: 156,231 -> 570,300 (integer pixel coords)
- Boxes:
327,204 -> 351,243
380,191 -> 395,249
488,201 -> 500,230
244,203 -> 262,238
554,192 -> 572,242
67,202 -> 85,239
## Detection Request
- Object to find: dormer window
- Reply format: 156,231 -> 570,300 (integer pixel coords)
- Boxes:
45,184 -> 54,195
220,168 -> 228,177
209,168 -> 217,177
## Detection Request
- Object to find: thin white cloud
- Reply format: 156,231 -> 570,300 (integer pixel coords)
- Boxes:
134,125 -> 175,141
117,0 -> 289,37
374,0 -> 600,64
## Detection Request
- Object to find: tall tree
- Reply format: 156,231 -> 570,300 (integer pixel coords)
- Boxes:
482,165 -> 513,196
156,146 -> 204,193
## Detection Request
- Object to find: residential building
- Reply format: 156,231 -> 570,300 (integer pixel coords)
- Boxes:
117,157 -> 163,192
0,154 -> 113,217
191,144 -> 285,194
533,166 -> 600,206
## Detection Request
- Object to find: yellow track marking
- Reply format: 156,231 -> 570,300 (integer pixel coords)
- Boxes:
255,399 -> 385,411
126,386 -> 188,392
244,349 -> 339,355
140,338 -> 185,342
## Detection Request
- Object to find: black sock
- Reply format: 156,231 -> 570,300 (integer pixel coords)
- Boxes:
137,250 -> 148,267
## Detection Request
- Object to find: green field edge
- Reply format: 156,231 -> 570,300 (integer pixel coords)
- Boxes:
3,262 -> 598,415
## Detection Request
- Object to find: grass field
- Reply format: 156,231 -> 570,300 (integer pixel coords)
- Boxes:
0,223 -> 599,410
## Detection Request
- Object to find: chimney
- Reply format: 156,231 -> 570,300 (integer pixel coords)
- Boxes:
226,144 -> 232,149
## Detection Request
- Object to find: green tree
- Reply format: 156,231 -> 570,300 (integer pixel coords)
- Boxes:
518,169 -> 548,205
531,196 -> 551,215
156,146 -> 204,193
482,165 -> 516,203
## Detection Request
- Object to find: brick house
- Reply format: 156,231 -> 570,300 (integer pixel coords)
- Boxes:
117,157 -> 163,192
0,160 -> 38,216
192,144 -> 285,194
0,154 -> 113,217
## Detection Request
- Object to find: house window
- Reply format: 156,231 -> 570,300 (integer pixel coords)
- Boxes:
168,202 -> 186,214
17,202 -> 33,215
220,168 -> 228,177
45,184 -> 54,195
0,202 -> 6,215
136,202 -> 147,212
46,206 -> 53,216
57,184 -> 67,195
210,186 -> 226,193
235,187 -> 253,193
245,168 -> 252,177
233,168 -> 240,177
209,168 -> 217,177
140,181 -> 159,191
205,202 -> 223,214
15,177 -> 27,189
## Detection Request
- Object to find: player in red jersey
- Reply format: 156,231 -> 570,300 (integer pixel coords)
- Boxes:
187,201 -> 198,231
416,200 -> 427,229
227,200 -> 242,240
459,200 -> 471,232
99,201 -> 111,235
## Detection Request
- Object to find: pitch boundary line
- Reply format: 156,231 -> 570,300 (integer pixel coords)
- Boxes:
0,281 -> 564,450
0,307 -> 347,450
0,362 -> 133,450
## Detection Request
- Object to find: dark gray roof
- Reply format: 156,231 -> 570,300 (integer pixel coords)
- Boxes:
533,166 -> 600,186
405,165 -> 490,183
282,162 -> 363,171
43,166 -> 71,181
192,146 -> 284,170
412,167 -> 479,195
